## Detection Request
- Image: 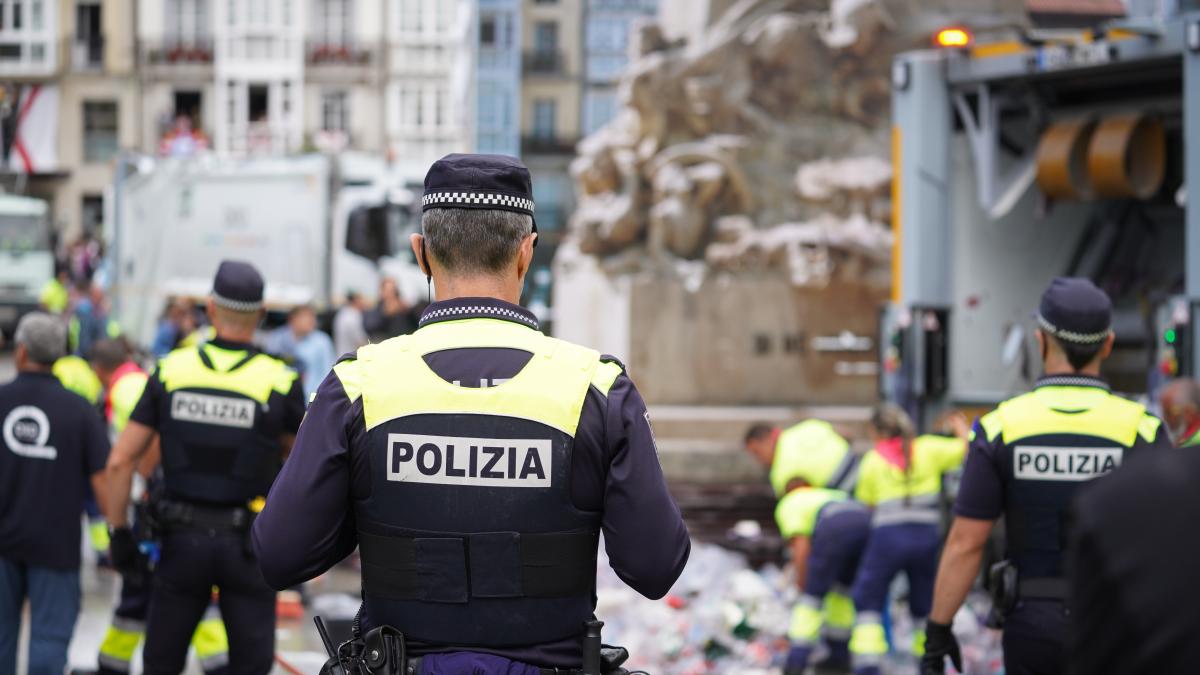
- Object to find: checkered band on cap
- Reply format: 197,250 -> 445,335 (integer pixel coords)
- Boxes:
1037,314 -> 1110,345
421,191 -> 535,215
212,292 -> 263,312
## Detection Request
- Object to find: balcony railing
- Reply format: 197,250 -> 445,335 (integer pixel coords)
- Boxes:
141,39 -> 215,66
71,33 -> 104,71
522,49 -> 563,75
306,40 -> 374,66
521,134 -> 579,154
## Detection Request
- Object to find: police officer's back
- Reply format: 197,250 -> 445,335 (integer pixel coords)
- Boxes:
252,154 -> 691,674
104,261 -> 304,675
920,278 -> 1172,675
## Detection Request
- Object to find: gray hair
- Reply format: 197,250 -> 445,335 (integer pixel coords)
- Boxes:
421,208 -> 534,275
15,312 -> 66,366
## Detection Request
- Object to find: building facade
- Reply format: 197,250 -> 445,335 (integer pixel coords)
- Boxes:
581,0 -> 657,136
520,0 -> 582,249
475,0 -> 521,156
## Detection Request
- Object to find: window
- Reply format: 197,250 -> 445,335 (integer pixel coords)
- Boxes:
313,0 -> 351,43
173,90 -> 202,125
480,15 -> 496,45
74,2 -> 103,69
248,84 -> 269,121
534,21 -> 558,52
583,90 -> 617,135
433,87 -> 447,128
532,99 -> 556,140
321,90 -> 347,133
83,101 -> 119,163
166,0 -> 211,44
81,195 -> 103,236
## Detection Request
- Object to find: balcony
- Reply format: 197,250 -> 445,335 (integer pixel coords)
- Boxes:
305,40 -> 377,83
522,49 -> 564,75
139,39 -> 214,80
521,134 -> 579,155
71,33 -> 104,71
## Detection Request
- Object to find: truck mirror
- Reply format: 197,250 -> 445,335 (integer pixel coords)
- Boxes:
345,205 -> 393,263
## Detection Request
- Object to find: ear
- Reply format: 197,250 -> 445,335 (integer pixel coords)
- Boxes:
1034,328 -> 1045,354
410,233 -> 430,277
13,343 -> 27,369
205,297 -> 217,323
516,232 -> 537,280
1098,332 -> 1115,361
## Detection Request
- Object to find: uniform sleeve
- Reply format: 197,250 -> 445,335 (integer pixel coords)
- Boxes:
128,366 -> 165,429
281,377 -> 306,432
1132,413 -> 1173,452
81,402 -> 111,476
599,373 -> 691,600
252,367 -> 359,590
926,435 -> 968,473
952,417 -> 1005,520
774,491 -> 818,539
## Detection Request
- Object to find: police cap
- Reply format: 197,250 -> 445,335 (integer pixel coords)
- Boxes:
1037,277 -> 1112,345
211,260 -> 264,312
421,153 -> 538,243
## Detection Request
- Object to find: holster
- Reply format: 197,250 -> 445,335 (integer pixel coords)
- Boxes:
987,560 -> 1018,628
320,626 -> 407,675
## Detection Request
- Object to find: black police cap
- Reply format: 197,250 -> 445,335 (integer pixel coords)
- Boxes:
212,260 -> 264,312
421,153 -> 538,242
1037,277 -> 1112,345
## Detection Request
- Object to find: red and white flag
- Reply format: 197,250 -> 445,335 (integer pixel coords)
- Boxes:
6,84 -> 59,174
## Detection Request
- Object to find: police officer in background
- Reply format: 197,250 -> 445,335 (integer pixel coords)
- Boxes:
920,278 -> 1172,675
252,154 -> 691,674
105,261 -> 304,675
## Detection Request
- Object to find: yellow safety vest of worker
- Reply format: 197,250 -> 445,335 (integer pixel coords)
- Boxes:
854,434 -> 967,525
770,419 -> 856,496
53,354 -> 103,405
775,487 -> 860,647
39,278 -> 69,314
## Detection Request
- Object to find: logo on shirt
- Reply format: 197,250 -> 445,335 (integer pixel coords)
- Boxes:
170,392 -> 256,429
3,405 -> 56,460
1014,446 -> 1123,481
385,433 -> 551,488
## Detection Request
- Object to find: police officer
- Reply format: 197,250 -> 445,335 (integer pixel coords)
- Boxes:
0,313 -> 111,675
82,339 -> 230,675
252,154 -> 691,674
105,261 -> 304,675
920,278 -> 1172,675
743,419 -> 859,497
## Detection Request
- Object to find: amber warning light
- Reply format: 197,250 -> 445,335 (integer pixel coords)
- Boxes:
935,27 -> 973,48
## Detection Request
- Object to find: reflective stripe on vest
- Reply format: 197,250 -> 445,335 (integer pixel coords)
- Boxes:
352,319 -> 603,649
871,494 -> 940,527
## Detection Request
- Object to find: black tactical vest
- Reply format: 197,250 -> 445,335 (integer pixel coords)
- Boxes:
156,345 -> 296,505
351,321 -> 603,648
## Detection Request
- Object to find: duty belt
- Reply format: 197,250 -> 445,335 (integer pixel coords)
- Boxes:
358,529 -> 597,601
1018,576 -> 1067,601
155,499 -> 254,533
404,657 -> 630,675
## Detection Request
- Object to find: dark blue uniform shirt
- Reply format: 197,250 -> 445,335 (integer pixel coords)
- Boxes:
954,374 -> 1172,521
0,371 -> 110,570
252,298 -> 691,667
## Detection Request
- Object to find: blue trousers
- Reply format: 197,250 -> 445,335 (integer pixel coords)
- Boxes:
1002,600 -> 1066,675
0,557 -> 81,675
850,523 -> 940,675
786,508 -> 870,673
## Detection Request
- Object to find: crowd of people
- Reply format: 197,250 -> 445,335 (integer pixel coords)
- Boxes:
2,243 -> 428,675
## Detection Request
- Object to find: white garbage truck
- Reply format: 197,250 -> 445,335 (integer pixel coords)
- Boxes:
107,153 -> 425,347
0,193 -> 53,336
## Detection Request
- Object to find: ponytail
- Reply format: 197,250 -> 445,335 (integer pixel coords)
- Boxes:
871,403 -> 917,504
